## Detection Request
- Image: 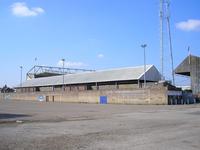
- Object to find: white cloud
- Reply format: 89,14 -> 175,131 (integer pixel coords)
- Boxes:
57,60 -> 86,68
11,2 -> 44,17
97,54 -> 104,58
176,19 -> 200,31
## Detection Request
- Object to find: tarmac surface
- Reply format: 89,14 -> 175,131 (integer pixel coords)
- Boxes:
0,100 -> 200,150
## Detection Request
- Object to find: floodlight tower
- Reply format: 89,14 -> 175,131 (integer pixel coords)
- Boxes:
159,0 -> 175,85
160,0 -> 164,80
165,0 -> 175,85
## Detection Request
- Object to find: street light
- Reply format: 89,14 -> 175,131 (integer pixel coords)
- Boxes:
35,57 -> 37,65
61,59 -> 65,92
34,57 -> 37,74
20,66 -> 23,92
141,44 -> 147,88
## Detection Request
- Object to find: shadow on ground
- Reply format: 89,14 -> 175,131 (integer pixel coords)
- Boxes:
0,113 -> 30,120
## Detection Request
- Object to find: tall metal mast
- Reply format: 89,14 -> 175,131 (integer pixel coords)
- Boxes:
166,0 -> 175,85
160,0 -> 164,80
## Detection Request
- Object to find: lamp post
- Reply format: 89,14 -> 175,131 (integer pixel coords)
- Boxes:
34,57 -> 37,74
61,59 -> 65,92
141,44 -> 147,88
20,66 -> 23,92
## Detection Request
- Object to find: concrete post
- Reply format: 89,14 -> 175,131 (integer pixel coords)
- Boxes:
175,98 -> 177,105
194,98 -> 196,104
187,98 -> 189,104
181,99 -> 183,105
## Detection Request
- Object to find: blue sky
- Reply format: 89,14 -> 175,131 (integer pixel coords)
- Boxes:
0,0 -> 200,87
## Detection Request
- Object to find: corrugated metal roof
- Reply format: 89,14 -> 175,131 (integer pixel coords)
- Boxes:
19,65 -> 161,88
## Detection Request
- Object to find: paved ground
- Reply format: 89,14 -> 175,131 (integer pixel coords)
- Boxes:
0,100 -> 200,150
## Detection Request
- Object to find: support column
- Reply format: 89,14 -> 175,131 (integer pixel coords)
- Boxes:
96,82 -> 99,90
138,80 -> 141,88
115,82 -> 119,89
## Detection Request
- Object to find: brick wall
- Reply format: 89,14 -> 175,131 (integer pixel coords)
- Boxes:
4,86 -> 168,105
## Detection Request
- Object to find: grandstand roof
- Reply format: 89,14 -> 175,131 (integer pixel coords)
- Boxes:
18,65 -> 161,88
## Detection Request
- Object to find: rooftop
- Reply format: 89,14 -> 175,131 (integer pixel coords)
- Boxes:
18,65 -> 161,88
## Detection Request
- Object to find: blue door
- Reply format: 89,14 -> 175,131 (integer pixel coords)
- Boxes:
100,96 -> 107,104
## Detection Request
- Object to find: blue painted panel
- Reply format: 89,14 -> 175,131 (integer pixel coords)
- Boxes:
100,96 -> 107,104
37,95 -> 45,101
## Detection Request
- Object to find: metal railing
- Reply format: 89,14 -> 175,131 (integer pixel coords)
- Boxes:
26,65 -> 95,79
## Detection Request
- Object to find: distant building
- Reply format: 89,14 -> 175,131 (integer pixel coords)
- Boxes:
1,85 -> 14,93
